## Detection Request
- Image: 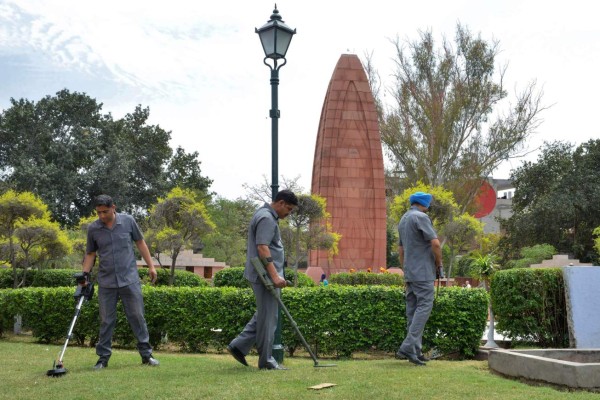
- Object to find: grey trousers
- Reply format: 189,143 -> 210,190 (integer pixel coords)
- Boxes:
96,282 -> 153,360
229,281 -> 280,368
399,280 -> 435,356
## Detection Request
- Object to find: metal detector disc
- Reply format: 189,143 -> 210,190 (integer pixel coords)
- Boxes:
314,363 -> 337,368
47,367 -> 68,377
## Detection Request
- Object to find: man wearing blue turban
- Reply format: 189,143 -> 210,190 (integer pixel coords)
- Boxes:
396,191 -> 443,366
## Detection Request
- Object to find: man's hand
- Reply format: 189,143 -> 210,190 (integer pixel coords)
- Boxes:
436,265 -> 445,279
270,274 -> 287,288
148,266 -> 157,284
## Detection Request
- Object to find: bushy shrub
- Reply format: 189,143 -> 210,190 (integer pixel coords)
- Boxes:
138,268 -> 208,287
0,268 -> 78,288
285,270 -> 316,287
329,271 -> 404,286
505,244 -> 557,269
491,268 -> 568,347
212,267 -> 248,288
0,285 -> 488,358
213,267 -> 315,288
0,268 -> 207,288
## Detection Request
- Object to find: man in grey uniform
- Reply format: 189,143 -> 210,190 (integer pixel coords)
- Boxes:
227,189 -> 298,370
82,194 -> 159,369
396,192 -> 443,366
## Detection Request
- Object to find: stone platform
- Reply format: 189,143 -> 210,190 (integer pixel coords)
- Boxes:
488,349 -> 600,389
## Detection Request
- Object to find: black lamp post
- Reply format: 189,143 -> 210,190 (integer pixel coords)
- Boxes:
256,4 -> 296,200
256,4 -> 296,365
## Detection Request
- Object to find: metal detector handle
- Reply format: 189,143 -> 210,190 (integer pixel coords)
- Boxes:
250,257 -> 276,292
251,257 -> 326,366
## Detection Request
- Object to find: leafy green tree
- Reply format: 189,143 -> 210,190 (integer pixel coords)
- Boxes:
281,194 -> 341,285
0,89 -> 212,226
14,218 -> 71,285
369,24 -> 544,210
84,104 -> 173,220
471,252 -> 499,347
443,214 -> 484,279
502,140 -> 600,263
202,197 -> 256,267
0,90 -> 104,226
146,188 -> 215,285
505,244 -> 557,269
389,182 -> 459,232
0,190 -> 51,287
166,146 -> 213,194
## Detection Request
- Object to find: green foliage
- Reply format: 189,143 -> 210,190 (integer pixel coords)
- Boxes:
0,90 -> 212,226
139,268 -> 208,287
389,182 -> 458,231
443,214 -> 484,278
470,253 -> 498,281
386,220 -> 400,267
491,268 -> 568,347
0,268 -> 206,288
281,193 -> 341,271
328,271 -> 404,286
0,285 -> 487,358
0,268 -> 76,288
202,197 -> 255,268
376,24 -> 543,209
505,243 -> 557,269
212,267 -> 315,288
15,218 -> 72,269
146,187 -> 215,286
0,190 -> 58,287
503,140 -> 600,263
166,146 -> 213,193
594,226 -> 600,255
212,267 -> 249,288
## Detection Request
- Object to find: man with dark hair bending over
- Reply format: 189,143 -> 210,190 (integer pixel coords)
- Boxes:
82,194 -> 159,369
227,189 -> 298,370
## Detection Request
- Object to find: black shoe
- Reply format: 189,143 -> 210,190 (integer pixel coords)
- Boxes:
261,364 -> 289,370
227,345 -> 248,367
141,356 -> 160,366
93,359 -> 108,370
418,354 -> 431,362
396,349 -> 426,366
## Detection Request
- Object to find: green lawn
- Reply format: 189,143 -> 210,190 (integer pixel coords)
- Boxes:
0,337 -> 598,400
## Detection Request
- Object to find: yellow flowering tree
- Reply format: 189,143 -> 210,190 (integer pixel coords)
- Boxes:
0,190 -> 71,287
146,187 -> 215,286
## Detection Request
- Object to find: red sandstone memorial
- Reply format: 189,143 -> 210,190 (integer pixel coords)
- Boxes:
308,54 -> 386,278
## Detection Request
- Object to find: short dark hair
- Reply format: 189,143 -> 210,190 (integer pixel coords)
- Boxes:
275,189 -> 298,206
94,194 -> 114,208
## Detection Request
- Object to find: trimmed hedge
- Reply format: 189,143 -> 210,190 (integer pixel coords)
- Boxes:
0,285 -> 488,358
491,268 -> 568,348
0,268 -> 207,288
138,268 -> 208,287
0,268 -> 77,288
329,271 -> 404,286
213,267 -> 315,288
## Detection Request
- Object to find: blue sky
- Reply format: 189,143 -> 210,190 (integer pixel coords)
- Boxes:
1,0 -> 598,199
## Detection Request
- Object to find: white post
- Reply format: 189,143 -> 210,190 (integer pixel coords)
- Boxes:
483,279 -> 498,348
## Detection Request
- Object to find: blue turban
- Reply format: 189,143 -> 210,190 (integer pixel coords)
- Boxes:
409,192 -> 432,208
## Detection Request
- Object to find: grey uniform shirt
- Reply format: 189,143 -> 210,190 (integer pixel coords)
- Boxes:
398,206 -> 438,282
86,213 -> 143,288
244,203 -> 284,283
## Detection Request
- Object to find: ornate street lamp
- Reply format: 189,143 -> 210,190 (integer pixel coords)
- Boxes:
256,4 -> 296,200
256,4 -> 295,365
